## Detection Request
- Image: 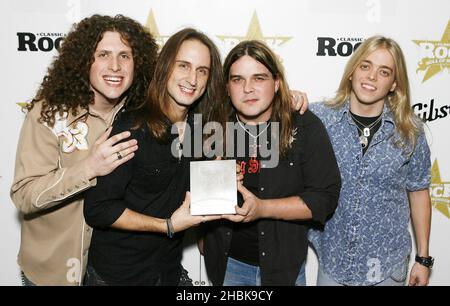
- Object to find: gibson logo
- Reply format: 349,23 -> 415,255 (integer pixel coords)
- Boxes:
412,99 -> 450,122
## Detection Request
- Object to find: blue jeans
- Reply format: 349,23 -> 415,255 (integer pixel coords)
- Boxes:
317,264 -> 406,286
223,257 -> 306,286
21,272 -> 36,286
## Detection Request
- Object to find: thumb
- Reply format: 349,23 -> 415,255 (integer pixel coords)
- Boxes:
215,156 -> 223,160
182,191 -> 191,208
237,183 -> 252,198
96,126 -> 112,145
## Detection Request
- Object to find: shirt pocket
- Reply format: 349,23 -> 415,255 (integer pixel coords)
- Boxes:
132,160 -> 177,193
267,159 -> 302,196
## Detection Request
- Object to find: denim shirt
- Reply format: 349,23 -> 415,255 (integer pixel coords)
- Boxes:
309,101 -> 431,286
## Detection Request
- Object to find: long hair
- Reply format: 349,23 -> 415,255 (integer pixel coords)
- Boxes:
327,35 -> 422,149
136,28 -> 228,141
26,14 -> 158,127
223,40 -> 293,157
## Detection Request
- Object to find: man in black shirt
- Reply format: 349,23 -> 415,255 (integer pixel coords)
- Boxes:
201,40 -> 341,286
83,28 -> 227,285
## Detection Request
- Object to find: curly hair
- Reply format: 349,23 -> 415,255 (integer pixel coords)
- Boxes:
26,14 -> 158,127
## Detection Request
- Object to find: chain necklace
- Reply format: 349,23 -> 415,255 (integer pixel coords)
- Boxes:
236,114 -> 271,157
349,112 -> 382,148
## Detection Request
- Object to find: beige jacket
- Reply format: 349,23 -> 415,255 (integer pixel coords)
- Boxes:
11,100 -> 124,285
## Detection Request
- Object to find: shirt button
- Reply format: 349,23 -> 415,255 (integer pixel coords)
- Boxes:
260,231 -> 265,236
262,164 -> 266,168
225,252 -> 228,256
75,185 -> 79,189
226,231 -> 231,236
260,187 -> 264,191
261,252 -> 266,256
290,162 -> 294,166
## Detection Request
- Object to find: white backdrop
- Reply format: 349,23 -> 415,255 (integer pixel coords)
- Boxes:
1,0 -> 449,286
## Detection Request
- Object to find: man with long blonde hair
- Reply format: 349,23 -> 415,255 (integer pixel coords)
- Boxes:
309,35 -> 433,286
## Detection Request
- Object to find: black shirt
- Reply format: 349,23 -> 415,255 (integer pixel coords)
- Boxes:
228,121 -> 269,266
84,111 -> 192,285
202,110 -> 341,285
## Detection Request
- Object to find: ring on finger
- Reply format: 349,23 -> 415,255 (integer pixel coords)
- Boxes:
116,151 -> 123,160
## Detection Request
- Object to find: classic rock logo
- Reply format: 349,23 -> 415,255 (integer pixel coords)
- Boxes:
145,9 -> 169,46
413,19 -> 450,83
17,32 -> 64,52
316,37 -> 363,57
145,9 -> 292,52
430,159 -> 450,219
217,10 -> 292,51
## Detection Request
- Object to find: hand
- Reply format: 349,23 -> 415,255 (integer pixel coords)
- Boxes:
222,184 -> 264,223
236,162 -> 244,185
84,127 -> 138,180
290,90 -> 309,115
408,263 -> 430,286
170,192 -> 221,232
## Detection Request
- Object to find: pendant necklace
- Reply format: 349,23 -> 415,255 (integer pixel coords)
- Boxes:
349,112 -> 382,148
236,114 -> 271,157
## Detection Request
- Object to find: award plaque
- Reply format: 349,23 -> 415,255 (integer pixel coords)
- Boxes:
190,160 -> 237,215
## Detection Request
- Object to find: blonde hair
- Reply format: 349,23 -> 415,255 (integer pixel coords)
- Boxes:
327,35 -> 422,150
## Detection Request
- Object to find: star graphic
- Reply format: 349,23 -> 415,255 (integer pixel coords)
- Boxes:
145,9 -> 169,46
430,159 -> 450,219
413,19 -> 450,83
217,10 -> 292,48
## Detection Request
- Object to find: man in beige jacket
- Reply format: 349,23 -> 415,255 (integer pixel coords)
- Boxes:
10,14 -> 158,285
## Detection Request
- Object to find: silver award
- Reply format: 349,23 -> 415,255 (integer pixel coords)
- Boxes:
190,160 -> 237,215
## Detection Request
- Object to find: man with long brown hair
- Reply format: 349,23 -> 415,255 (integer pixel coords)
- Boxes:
11,14 -> 158,285
201,40 -> 341,286
83,28 -> 225,285
308,35 -> 433,286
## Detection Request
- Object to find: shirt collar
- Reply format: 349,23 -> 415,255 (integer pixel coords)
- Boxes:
70,98 -> 126,126
331,100 -> 396,131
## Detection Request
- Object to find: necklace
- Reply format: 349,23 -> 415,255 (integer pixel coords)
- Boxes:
236,114 -> 271,157
349,112 -> 382,148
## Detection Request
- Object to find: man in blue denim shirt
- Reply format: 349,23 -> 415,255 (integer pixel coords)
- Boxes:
309,36 -> 433,286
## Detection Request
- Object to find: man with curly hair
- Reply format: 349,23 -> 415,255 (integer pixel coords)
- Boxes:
10,14 -> 158,286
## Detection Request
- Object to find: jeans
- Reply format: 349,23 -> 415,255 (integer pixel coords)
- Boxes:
84,264 -> 188,286
317,263 -> 407,286
21,272 -> 36,286
223,257 -> 306,286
